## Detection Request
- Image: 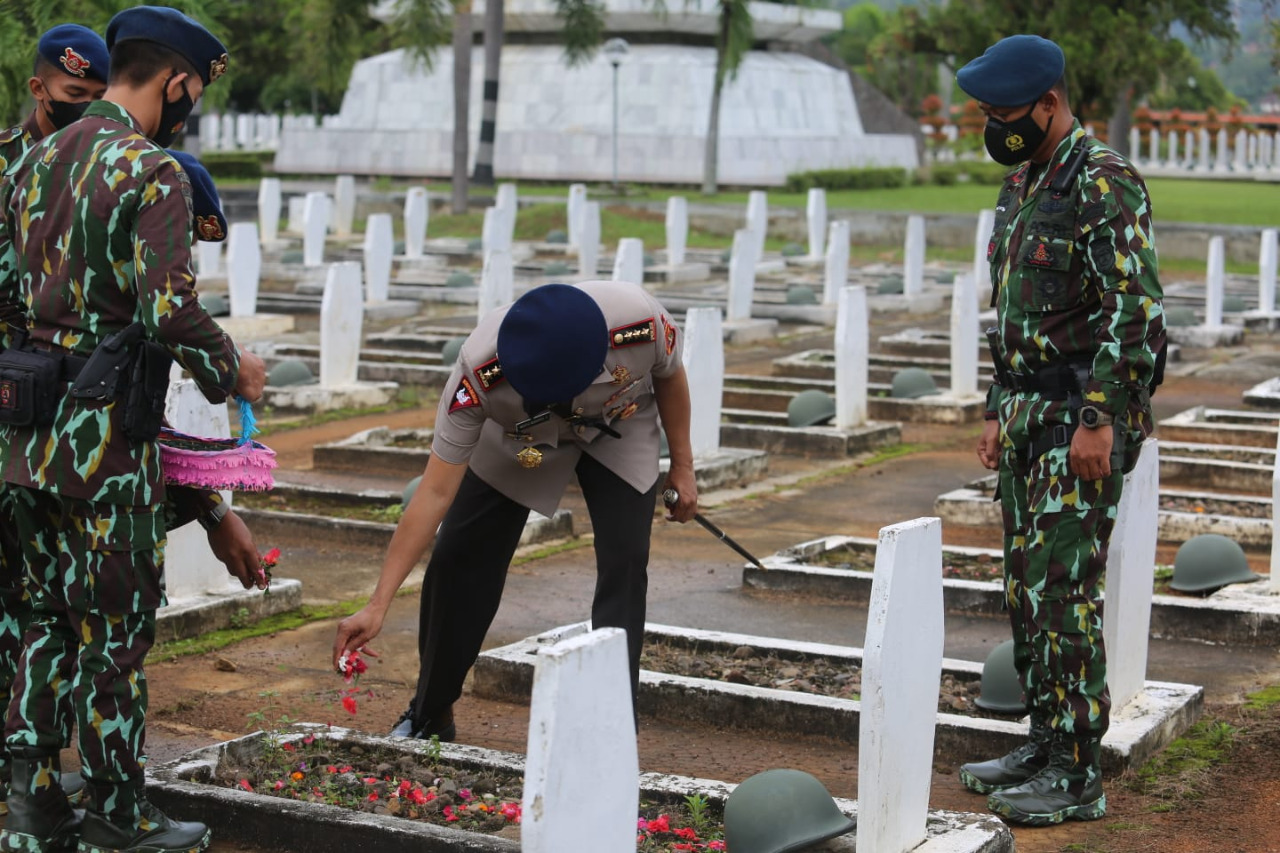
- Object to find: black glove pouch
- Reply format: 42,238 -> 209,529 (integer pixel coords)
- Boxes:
0,347 -> 63,426
122,341 -> 173,442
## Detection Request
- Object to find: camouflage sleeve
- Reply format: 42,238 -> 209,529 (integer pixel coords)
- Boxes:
133,159 -> 240,402
0,183 -> 19,349
1076,162 -> 1165,414
163,485 -> 222,531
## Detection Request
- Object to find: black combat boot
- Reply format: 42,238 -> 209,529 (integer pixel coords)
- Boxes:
986,735 -> 1106,826
959,715 -> 1052,794
389,704 -> 456,742
77,789 -> 210,853
0,747 -> 82,853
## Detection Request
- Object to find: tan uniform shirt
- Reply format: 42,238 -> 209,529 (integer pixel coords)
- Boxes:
432,281 -> 682,516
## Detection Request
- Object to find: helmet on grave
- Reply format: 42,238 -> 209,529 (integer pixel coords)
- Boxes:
402,475 -> 422,507
440,337 -> 467,367
787,390 -> 836,428
1170,534 -> 1261,594
890,367 -> 940,400
975,639 -> 1027,714
724,769 -> 856,853
1165,306 -> 1197,327
267,359 -> 314,387
786,285 -> 818,305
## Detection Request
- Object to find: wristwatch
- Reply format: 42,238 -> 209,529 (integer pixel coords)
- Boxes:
196,500 -> 231,532
1078,405 -> 1114,429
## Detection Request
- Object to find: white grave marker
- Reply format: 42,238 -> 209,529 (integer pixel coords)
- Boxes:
403,188 -> 429,258
303,192 -> 331,267
363,213 -> 394,304
903,214 -> 925,298
806,188 -> 828,258
567,183 -> 588,248
1259,228 -> 1278,315
950,272 -> 979,396
257,178 -> 281,245
226,223 -> 261,318
332,175 -> 356,237
578,202 -> 601,278
611,238 -> 644,284
320,261 -> 364,387
682,307 -> 724,457
521,628 -> 638,853
1206,236 -> 1225,327
1103,439 -> 1159,710
823,220 -> 850,305
479,249 -> 514,318
834,286 -> 868,429
974,208 -> 996,302
665,197 -> 688,267
495,183 -> 518,248
857,517 -> 944,853
745,190 -> 768,261
196,240 -> 221,279
286,196 -> 305,235
1272,429 -> 1280,594
727,228 -> 757,322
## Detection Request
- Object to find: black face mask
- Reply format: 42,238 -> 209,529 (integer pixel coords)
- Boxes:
153,74 -> 194,147
43,97 -> 90,131
983,107 -> 1050,166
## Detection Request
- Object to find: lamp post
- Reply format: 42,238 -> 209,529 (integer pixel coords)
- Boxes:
603,37 -> 629,194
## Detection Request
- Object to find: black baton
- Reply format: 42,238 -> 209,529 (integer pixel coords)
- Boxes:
663,488 -> 767,570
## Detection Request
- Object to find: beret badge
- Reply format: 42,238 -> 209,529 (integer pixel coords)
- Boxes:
196,215 -> 225,242
209,53 -> 229,82
60,47 -> 90,77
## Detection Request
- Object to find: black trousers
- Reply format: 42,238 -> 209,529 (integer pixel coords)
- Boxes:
409,452 -> 658,724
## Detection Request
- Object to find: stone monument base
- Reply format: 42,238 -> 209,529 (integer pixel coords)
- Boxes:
216,313 -> 296,341
722,318 -> 779,345
264,381 -> 400,416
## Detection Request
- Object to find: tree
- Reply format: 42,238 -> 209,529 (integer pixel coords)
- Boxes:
702,0 -> 752,195
389,0 -> 460,210
825,1 -> 886,71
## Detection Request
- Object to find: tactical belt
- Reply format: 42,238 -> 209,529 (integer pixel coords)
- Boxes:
1004,362 -> 1088,399
1027,422 -> 1076,462
28,343 -> 89,381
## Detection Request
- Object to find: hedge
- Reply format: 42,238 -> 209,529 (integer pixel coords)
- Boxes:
784,167 -> 910,192
199,150 -> 276,180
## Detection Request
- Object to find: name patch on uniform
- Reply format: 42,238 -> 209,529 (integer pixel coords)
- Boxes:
448,377 -> 480,413
611,318 -> 656,348
474,357 -> 505,390
1026,243 -> 1056,268
663,315 -> 677,356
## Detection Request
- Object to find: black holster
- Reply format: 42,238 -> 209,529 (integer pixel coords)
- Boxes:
122,340 -> 173,442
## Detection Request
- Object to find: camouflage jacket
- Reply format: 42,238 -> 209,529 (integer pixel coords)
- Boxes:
987,120 -> 1166,439
0,99 -> 240,506
0,113 -> 39,340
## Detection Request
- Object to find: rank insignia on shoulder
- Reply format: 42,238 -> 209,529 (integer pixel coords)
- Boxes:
663,316 -> 677,356
611,364 -> 631,385
448,377 -> 481,413
196,215 -> 224,242
1026,242 -> 1055,268
610,318 -> 656,348
474,357 -> 505,390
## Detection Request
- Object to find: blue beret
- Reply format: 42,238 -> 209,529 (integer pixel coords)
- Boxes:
106,6 -> 228,86
497,284 -> 608,404
37,24 -> 110,84
167,150 -> 226,243
956,35 -> 1065,108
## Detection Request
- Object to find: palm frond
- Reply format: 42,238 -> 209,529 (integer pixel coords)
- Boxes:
554,0 -> 606,67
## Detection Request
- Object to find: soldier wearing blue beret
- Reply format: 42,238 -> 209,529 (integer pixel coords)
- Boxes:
0,25 -> 110,176
956,35 -> 1165,828
334,282 -> 699,742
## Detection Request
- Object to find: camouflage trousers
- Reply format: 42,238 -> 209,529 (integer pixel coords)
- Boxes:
0,485 -> 30,786
4,486 -> 166,825
997,434 -> 1129,741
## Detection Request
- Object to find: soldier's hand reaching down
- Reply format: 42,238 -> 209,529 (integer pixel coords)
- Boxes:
1069,423 -> 1114,481
207,510 -> 268,590
234,349 -> 267,403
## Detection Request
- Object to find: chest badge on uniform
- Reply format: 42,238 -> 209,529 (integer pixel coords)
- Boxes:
516,447 -> 543,469
1027,243 -> 1055,268
611,365 -> 631,385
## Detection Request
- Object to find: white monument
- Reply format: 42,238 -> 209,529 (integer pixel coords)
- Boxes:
726,228 -> 757,322
665,196 -> 688,268
974,208 -> 996,303
479,249 -> 515,318
806,188 -> 827,259
949,272 -> 979,397
903,214 -> 925,299
303,192 -> 331,267
745,190 -> 768,262
332,174 -> 356,237
257,178 -> 282,246
226,223 -> 261,318
823,220 -> 851,305
320,262 -> 364,387
363,213 -> 394,304
682,306 -> 724,458
611,238 -> 644,285
834,285 -> 868,429
403,187 -> 429,258
567,183 -> 587,248
578,202 -> 601,278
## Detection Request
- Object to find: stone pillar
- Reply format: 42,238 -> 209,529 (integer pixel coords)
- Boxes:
567,183 -> 587,248
332,175 -> 356,237
578,202 -> 601,278
834,286 -> 868,430
235,114 -> 253,149
974,208 -> 996,303
320,262 -> 364,387
857,517 -> 943,853
1197,128 -> 1211,172
1148,127 -> 1161,167
806,188 -> 827,259
1127,127 -> 1140,162
611,238 -> 644,285
200,113 -> 220,152
1272,429 -> 1280,594
257,178 -> 281,246
665,197 -> 688,268
1206,235 -> 1225,327
903,214 -> 925,299
949,272 -> 979,396
363,213 -> 394,304
520,628 -> 638,853
479,249 -> 514,319
303,192 -> 330,267
1234,130 -> 1248,171
1167,130 -> 1179,170
226,223 -> 261,318
1214,128 -> 1230,173
403,188 -> 429,258
682,307 -> 724,457
726,228 -> 757,322
822,220 -> 850,305
1103,439 -> 1159,711
1184,129 -> 1196,169
220,114 -> 236,151
745,190 -> 768,261
1260,228 -> 1278,315
196,241 -> 221,279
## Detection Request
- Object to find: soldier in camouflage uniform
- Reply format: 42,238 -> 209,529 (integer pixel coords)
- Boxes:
0,8 -> 265,853
953,36 -> 1165,826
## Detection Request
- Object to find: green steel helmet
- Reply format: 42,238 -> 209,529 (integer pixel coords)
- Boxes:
200,293 -> 229,317
877,274 -> 904,294
267,359 -> 315,387
890,367 -> 940,399
1170,534 -> 1261,593
781,242 -> 805,257
545,228 -> 568,244
446,271 -> 475,288
786,285 -> 818,305
402,475 -> 422,507
543,260 -> 573,277
1222,294 -> 1247,313
787,390 -> 836,428
724,769 -> 855,853
1165,305 -> 1197,327
466,237 -> 484,252
440,337 -> 467,367
975,639 -> 1027,714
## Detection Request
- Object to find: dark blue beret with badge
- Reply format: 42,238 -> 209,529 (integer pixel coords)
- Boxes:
106,5 -> 229,86
38,24 -> 110,84
167,150 -> 226,242
956,34 -> 1065,107
497,283 -> 608,404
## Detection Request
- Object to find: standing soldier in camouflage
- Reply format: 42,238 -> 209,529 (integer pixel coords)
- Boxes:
954,35 -> 1165,826
0,7 -> 265,853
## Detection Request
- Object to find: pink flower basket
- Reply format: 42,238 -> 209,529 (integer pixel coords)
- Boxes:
159,427 -> 277,491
